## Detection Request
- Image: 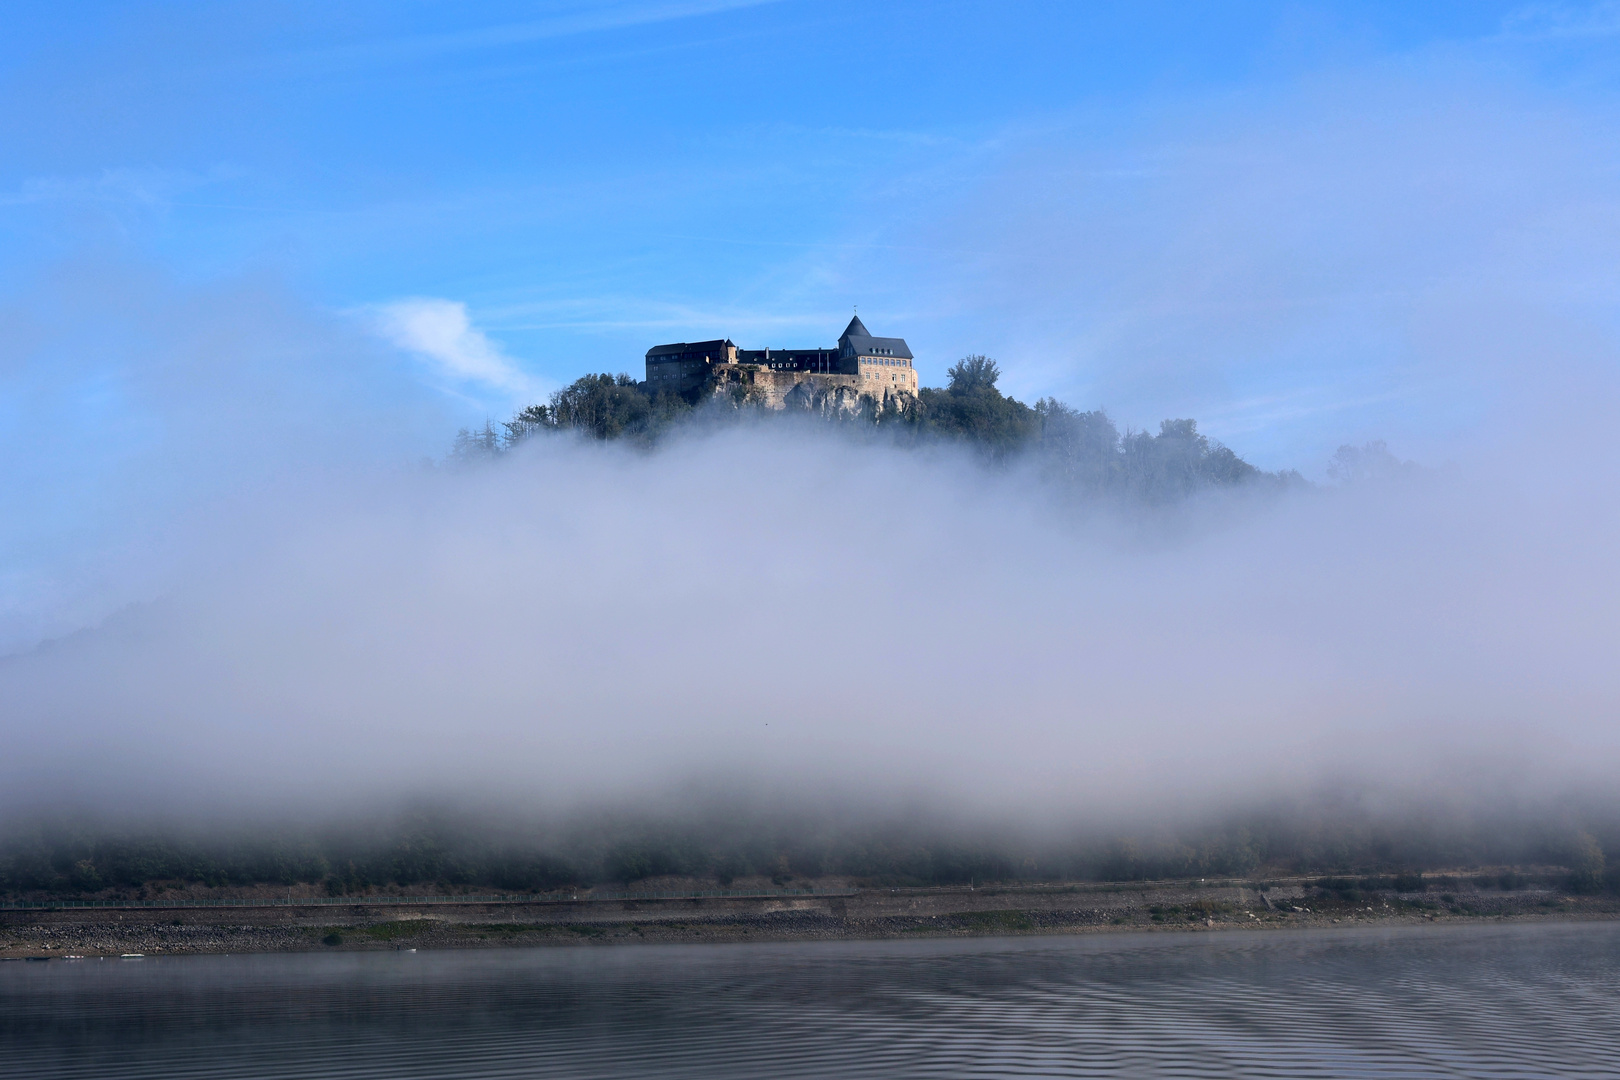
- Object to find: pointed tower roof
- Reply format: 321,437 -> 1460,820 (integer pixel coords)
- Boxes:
838,315 -> 913,360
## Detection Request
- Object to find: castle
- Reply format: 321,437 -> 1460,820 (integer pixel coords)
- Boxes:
645,316 -> 918,410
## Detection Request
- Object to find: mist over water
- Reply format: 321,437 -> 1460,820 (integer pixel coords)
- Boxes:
3,406 -> 1617,857
5,23 -> 1620,875
8,926 -> 1619,1079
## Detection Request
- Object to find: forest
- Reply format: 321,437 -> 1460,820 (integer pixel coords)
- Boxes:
451,356 -> 1306,501
3,802 -> 1613,900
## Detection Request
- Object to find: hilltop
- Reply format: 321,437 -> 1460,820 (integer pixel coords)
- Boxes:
452,355 -> 1305,503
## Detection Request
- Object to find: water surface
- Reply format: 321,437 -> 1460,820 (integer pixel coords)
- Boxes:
4,922 -> 1617,1078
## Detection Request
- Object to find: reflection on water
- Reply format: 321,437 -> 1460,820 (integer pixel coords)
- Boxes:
3,922 -> 1618,1078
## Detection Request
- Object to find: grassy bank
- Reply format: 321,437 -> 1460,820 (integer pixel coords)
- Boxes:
5,874 -> 1618,959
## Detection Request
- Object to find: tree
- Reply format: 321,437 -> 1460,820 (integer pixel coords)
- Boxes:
1035,399 -> 1120,490
470,354 -> 1287,500
496,374 -> 695,448
946,355 -> 1001,393
1121,419 -> 1258,500
547,373 -> 653,440
450,421 -> 501,461
912,355 -> 1038,457
502,404 -> 551,447
1566,832 -> 1607,894
1327,440 -> 1417,484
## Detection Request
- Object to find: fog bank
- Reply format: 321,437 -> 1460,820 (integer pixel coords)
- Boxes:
4,415 -> 1616,833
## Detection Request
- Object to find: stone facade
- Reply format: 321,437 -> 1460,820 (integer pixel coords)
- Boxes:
645,317 -> 917,409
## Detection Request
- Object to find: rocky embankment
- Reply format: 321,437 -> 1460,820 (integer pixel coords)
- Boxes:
4,879 -> 1616,957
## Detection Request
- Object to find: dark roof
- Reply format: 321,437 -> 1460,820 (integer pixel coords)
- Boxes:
645,338 -> 732,359
735,348 -> 836,360
838,317 -> 912,360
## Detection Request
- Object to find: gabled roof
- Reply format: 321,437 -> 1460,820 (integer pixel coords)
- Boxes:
645,338 -> 733,358
838,316 -> 912,360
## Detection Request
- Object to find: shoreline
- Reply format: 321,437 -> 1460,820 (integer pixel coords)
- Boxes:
5,879 -> 1617,958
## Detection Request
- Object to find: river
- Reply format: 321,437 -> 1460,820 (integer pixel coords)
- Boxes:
3,921 -> 1617,1078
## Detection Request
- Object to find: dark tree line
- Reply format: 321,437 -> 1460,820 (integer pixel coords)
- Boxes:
908,356 -> 1289,499
450,355 -> 1303,500
4,807 -> 1613,899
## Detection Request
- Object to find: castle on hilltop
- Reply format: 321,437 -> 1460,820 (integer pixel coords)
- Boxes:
645,316 -> 918,410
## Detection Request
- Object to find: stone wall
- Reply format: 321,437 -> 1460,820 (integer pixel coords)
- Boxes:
707,364 -> 912,413
857,358 -> 919,398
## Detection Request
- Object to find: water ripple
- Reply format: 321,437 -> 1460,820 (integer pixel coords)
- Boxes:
3,922 -> 1618,1078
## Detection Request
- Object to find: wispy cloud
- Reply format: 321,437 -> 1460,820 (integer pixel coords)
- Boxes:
281,0 -> 783,71
0,166 -> 236,210
1500,2 -> 1620,39
474,287 -> 840,332
1196,386 -> 1424,439
371,298 -> 544,402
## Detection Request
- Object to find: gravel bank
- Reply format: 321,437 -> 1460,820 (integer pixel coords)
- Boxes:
5,882 -> 1616,957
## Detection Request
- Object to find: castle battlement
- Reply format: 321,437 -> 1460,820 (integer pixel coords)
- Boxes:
645,316 -> 918,409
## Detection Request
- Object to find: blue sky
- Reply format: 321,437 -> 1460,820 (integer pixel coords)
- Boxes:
5,1 -> 1620,645
5,2 -> 1617,432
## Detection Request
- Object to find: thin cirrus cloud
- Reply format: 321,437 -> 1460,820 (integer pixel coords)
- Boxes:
274,0 -> 786,73
1499,1 -> 1620,39
371,297 -> 546,405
